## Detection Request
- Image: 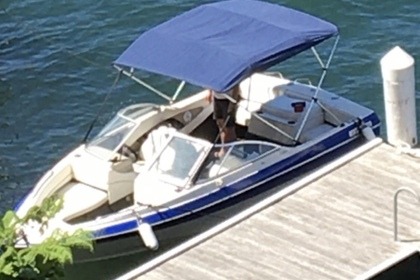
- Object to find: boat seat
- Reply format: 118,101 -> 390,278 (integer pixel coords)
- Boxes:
56,181 -> 108,222
235,73 -> 291,126
248,95 -> 324,145
208,163 -> 229,178
139,126 -> 176,162
132,162 -> 146,173
235,100 -> 263,126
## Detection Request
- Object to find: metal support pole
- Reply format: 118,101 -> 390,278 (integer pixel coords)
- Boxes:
294,35 -> 340,141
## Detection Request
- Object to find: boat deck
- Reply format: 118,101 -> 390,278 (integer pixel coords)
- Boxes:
118,138 -> 420,280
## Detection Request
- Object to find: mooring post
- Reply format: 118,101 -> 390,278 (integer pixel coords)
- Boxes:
380,46 -> 417,148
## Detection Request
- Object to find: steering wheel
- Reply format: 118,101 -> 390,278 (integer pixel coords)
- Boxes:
121,144 -> 139,162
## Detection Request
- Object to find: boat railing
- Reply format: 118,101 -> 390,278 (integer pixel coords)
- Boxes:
293,78 -> 313,86
393,187 -> 420,241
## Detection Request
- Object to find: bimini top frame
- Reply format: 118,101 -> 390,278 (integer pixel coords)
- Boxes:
113,0 -> 338,93
222,35 -> 340,144
112,0 -> 340,143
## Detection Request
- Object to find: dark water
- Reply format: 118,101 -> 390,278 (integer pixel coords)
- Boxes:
1,0 -> 419,279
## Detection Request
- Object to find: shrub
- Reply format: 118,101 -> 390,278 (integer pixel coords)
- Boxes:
0,196 -> 93,279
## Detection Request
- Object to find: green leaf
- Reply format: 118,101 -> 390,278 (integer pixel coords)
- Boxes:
2,211 -> 18,229
0,246 -> 16,271
0,227 -> 16,247
60,230 -> 94,252
17,247 -> 37,267
1,263 -> 15,276
0,196 -> 93,279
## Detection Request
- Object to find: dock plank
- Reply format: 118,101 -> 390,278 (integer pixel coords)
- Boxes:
132,142 -> 420,279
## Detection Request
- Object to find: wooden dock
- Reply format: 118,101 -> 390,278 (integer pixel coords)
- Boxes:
117,138 -> 420,280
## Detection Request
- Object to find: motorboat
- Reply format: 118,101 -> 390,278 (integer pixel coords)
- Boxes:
15,0 -> 380,261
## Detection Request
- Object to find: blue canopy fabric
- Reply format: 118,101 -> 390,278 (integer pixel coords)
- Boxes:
114,0 -> 338,92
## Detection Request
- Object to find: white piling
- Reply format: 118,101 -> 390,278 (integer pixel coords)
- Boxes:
380,46 -> 417,148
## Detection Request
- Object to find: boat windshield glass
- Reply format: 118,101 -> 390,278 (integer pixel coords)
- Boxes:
86,104 -> 156,157
148,135 -> 210,186
195,141 -> 281,183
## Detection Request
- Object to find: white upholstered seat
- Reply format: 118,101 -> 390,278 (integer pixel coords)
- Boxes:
140,126 -> 176,162
56,182 -> 108,221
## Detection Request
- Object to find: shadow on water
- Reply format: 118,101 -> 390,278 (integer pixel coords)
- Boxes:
65,137 -> 368,280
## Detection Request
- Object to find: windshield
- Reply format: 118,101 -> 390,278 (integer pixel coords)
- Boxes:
148,135 -> 210,186
195,141 -> 280,183
86,104 -> 157,158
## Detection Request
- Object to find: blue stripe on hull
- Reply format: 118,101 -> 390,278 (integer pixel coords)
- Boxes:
94,114 -> 380,240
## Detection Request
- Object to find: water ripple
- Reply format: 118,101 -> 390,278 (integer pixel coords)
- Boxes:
1,0 -> 420,216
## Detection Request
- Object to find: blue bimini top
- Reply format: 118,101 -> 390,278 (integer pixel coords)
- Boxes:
114,0 -> 338,92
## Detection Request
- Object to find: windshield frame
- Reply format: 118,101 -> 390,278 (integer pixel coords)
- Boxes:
145,132 -> 212,188
85,103 -> 158,160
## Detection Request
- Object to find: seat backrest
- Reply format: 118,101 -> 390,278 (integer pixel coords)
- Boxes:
239,74 -> 277,103
140,126 -> 176,162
